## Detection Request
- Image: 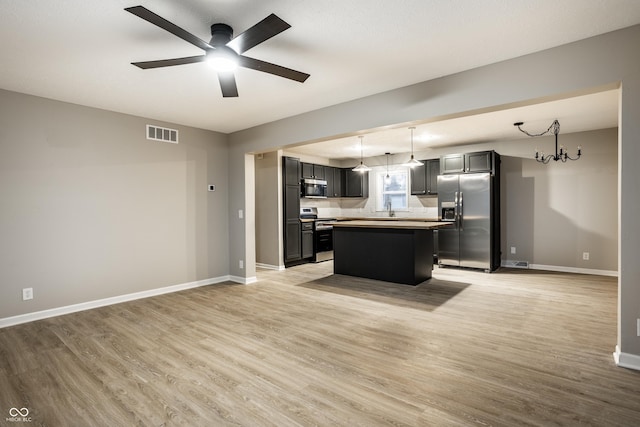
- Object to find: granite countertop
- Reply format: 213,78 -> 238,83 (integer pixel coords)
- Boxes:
332,220 -> 451,230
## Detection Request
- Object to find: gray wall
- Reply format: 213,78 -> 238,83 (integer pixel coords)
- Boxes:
254,151 -> 282,268
229,26 -> 640,361
0,89 -> 229,319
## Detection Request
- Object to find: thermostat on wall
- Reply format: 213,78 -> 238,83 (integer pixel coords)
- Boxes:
208,185 -> 215,192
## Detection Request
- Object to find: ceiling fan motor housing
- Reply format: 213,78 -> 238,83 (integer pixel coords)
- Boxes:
210,23 -> 233,47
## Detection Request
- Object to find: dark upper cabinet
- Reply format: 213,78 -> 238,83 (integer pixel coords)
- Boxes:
465,151 -> 493,173
426,159 -> 439,194
325,166 -> 343,197
301,163 -> 326,179
282,156 -> 302,265
440,154 -> 465,174
284,156 -> 301,185
344,169 -> 369,198
410,159 -> 439,195
410,164 -> 427,195
440,151 -> 496,174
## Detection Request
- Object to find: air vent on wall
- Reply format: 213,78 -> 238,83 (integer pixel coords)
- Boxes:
503,260 -> 530,269
146,124 -> 178,144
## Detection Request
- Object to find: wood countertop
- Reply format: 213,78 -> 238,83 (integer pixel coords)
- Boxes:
335,217 -> 440,222
332,220 -> 451,230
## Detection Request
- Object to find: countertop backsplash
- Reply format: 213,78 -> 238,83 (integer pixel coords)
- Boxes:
301,196 -> 439,220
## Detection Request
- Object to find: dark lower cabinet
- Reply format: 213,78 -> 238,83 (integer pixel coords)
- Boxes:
301,222 -> 313,259
285,220 -> 301,262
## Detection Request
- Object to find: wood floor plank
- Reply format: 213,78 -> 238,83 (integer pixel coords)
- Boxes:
1,264 -> 639,426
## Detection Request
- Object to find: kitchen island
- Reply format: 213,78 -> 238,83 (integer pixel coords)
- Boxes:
332,220 -> 451,285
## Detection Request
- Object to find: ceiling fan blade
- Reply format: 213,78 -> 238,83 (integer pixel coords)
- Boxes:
125,6 -> 213,51
218,72 -> 239,97
238,56 -> 310,83
132,55 -> 207,69
226,14 -> 290,54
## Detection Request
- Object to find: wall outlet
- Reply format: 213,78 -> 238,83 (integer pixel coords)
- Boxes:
239,260 -> 244,269
637,319 -> 640,337
22,288 -> 33,301
583,252 -> 590,261
238,209 -> 244,219
208,184 -> 215,192
510,246 -> 516,254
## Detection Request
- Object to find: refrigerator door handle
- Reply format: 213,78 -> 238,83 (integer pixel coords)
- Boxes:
454,191 -> 459,229
459,191 -> 463,231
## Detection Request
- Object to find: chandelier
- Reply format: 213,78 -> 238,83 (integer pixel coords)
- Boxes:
514,120 -> 581,164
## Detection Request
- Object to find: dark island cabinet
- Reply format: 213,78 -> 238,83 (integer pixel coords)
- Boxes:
410,159 -> 439,195
344,169 -> 369,198
283,156 -> 302,265
440,151 -> 497,175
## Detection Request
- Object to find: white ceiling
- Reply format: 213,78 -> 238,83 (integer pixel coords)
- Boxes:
0,0 -> 637,138
288,89 -> 620,160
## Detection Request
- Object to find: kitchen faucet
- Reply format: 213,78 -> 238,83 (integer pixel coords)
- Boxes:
386,200 -> 395,217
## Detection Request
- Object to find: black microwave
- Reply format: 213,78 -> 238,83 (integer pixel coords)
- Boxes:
301,178 -> 327,198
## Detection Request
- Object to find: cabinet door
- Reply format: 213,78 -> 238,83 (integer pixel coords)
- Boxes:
410,163 -> 427,195
283,178 -> 301,263
426,159 -> 439,194
344,169 -> 369,197
284,156 -> 300,185
301,162 -> 314,179
302,230 -> 314,259
313,164 -> 326,180
325,166 -> 341,197
465,151 -> 493,173
440,154 -> 465,174
332,167 -> 343,197
285,221 -> 302,262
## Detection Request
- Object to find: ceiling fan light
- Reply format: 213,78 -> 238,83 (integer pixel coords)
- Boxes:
206,47 -> 238,72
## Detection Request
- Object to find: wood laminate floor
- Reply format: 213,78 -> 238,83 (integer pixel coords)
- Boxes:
1,264 -> 639,426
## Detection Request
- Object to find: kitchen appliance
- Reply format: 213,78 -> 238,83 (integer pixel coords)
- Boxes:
300,207 -> 335,262
437,172 -> 500,271
301,178 -> 328,199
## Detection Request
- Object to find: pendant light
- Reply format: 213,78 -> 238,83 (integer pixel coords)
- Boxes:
352,135 -> 371,172
402,127 -> 423,168
385,152 -> 391,181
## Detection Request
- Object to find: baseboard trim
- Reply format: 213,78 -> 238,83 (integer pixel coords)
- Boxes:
256,263 -> 285,271
229,275 -> 258,284
0,275 -> 232,329
528,263 -> 618,277
613,345 -> 640,371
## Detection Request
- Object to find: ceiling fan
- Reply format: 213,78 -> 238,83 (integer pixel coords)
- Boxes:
125,5 -> 310,97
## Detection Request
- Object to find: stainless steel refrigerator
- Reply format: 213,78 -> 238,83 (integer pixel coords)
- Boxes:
437,172 -> 500,271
